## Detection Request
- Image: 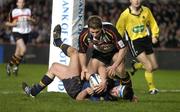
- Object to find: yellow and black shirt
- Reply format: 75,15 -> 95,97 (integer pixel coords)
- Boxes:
116,6 -> 159,41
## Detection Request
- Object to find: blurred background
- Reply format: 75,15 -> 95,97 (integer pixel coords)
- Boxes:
0,0 -> 179,69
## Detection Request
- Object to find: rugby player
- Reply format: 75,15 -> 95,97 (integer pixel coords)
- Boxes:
5,0 -> 36,76
22,24 -> 137,102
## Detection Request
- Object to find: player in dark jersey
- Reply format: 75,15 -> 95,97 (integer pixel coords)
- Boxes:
22,24 -> 94,100
78,15 -> 134,94
22,24 -> 137,102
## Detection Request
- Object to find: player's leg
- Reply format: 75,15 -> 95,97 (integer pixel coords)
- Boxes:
22,24 -> 81,97
147,53 -> 158,70
146,53 -> 159,94
136,52 -> 158,94
53,24 -> 80,77
6,38 -> 25,76
14,38 -> 26,75
22,63 -> 69,97
112,53 -> 133,88
87,58 -> 106,79
130,59 -> 143,75
22,48 -> 80,97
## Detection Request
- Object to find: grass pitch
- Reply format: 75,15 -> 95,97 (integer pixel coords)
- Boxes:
0,64 -> 180,112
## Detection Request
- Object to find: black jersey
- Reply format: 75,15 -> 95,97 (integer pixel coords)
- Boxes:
78,22 -> 127,54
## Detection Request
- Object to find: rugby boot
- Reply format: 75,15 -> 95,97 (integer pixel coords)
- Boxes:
149,88 -> 159,95
12,65 -> 18,76
130,60 -> 138,76
22,82 -> 35,98
53,24 -> 62,47
6,64 -> 11,76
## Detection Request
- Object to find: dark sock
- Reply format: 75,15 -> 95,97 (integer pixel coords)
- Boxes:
31,75 -> 53,96
120,72 -> 132,87
54,38 -> 63,47
9,55 -> 23,66
60,44 -> 70,56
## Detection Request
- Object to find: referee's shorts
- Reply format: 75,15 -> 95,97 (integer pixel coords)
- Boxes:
128,36 -> 154,57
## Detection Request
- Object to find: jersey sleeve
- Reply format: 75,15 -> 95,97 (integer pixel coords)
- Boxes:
78,28 -> 89,53
116,11 -> 126,38
109,24 -> 127,49
147,8 -> 159,38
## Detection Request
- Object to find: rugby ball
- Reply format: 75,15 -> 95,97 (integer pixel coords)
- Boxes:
89,73 -> 102,88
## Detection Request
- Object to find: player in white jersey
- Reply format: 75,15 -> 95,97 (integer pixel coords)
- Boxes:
5,0 -> 36,76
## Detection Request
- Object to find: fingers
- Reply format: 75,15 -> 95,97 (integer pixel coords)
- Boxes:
80,71 -> 85,80
94,82 -> 107,94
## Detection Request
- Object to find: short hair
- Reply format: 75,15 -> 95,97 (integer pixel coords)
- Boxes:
87,15 -> 102,29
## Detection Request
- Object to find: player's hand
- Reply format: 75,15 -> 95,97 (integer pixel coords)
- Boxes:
5,20 -> 17,27
106,64 -> 117,77
27,16 -> 36,23
87,87 -> 94,95
94,80 -> 107,94
152,37 -> 158,44
81,68 -> 88,80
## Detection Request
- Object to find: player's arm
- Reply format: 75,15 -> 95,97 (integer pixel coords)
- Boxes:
107,26 -> 128,76
147,8 -> 159,44
107,46 -> 127,76
79,52 -> 88,80
27,10 -> 37,24
76,87 -> 93,100
27,16 -> 36,23
78,31 -> 89,80
5,19 -> 17,27
5,10 -> 17,27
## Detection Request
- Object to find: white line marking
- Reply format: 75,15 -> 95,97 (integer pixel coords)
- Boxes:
159,89 -> 180,93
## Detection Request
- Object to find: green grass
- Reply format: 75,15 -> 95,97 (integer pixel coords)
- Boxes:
0,64 -> 180,112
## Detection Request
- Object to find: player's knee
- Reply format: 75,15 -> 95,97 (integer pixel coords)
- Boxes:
69,47 -> 78,55
152,64 -> 158,71
116,66 -> 125,77
50,62 -> 59,72
144,64 -> 153,72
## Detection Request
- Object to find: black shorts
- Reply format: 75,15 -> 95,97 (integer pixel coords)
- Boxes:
62,76 -> 83,99
92,49 -> 118,65
128,36 -> 154,57
13,32 -> 30,44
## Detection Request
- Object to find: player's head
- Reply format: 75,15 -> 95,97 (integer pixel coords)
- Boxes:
130,0 -> 142,8
16,0 -> 25,9
87,15 -> 103,39
110,85 -> 134,100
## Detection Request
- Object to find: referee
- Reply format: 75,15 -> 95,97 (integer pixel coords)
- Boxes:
116,0 -> 159,94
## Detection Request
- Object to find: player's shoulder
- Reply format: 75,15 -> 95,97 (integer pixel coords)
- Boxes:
102,22 -> 113,26
141,5 -> 151,12
102,22 -> 115,29
23,8 -> 31,12
12,8 -> 31,13
79,26 -> 88,38
121,7 -> 130,15
12,8 -> 19,12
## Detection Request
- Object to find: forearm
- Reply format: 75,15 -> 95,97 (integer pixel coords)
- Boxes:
76,88 -> 93,100
5,21 -> 16,27
113,47 -> 127,67
76,90 -> 88,100
79,53 -> 87,69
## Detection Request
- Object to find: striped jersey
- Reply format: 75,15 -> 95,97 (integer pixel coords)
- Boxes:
11,8 -> 32,34
78,22 -> 126,53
